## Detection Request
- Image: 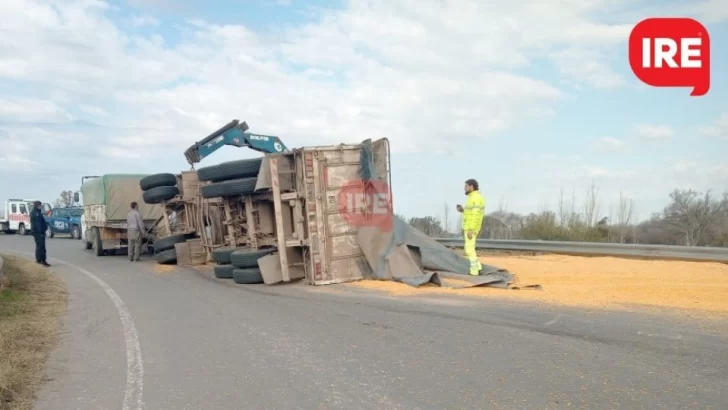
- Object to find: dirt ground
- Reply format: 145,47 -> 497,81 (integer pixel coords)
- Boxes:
0,255 -> 66,410
348,254 -> 728,318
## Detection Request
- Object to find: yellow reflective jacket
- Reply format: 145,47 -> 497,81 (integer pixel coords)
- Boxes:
462,190 -> 486,232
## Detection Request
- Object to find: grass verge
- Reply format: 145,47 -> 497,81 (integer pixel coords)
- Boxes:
0,255 -> 66,410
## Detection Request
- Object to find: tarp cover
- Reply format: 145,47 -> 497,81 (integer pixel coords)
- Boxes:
355,140 -> 532,289
81,174 -> 164,221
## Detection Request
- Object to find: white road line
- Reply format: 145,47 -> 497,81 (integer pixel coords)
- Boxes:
8,251 -> 144,410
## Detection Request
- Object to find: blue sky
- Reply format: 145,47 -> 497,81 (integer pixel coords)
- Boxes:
0,0 -> 726,227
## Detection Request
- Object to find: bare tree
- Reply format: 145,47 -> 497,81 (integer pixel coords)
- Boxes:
583,181 -> 601,228
408,216 -> 446,237
443,202 -> 450,233
54,190 -> 74,208
663,189 -> 728,246
615,190 -> 634,243
557,188 -> 568,227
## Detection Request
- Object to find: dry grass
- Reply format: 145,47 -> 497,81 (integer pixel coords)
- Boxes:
348,254 -> 728,318
0,255 -> 66,410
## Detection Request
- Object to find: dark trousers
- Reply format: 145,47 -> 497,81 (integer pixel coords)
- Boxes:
33,234 -> 47,263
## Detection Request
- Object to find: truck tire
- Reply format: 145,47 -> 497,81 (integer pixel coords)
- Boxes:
197,158 -> 263,182
46,227 -> 54,238
230,248 -> 277,269
71,225 -> 81,240
18,224 -> 27,236
200,177 -> 257,199
153,234 -> 187,254
91,227 -> 104,256
140,173 -> 177,191
232,268 -> 264,284
214,265 -> 235,279
143,186 -> 179,204
212,247 -> 238,264
155,248 -> 177,264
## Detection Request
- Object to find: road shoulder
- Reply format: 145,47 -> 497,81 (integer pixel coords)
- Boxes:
0,254 -> 66,409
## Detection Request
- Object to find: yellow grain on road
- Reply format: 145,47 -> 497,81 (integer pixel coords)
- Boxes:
348,254 -> 728,316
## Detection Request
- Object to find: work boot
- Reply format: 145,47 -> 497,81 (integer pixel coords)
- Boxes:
41,262 -> 51,267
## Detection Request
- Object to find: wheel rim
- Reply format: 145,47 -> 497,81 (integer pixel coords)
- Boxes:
46,228 -> 51,237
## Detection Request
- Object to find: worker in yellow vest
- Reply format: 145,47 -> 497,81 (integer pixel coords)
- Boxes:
456,179 -> 486,275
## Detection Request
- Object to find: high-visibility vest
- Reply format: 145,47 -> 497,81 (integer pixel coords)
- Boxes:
462,190 -> 485,232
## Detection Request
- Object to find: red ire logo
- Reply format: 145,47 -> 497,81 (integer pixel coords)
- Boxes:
337,179 -> 393,232
629,18 -> 710,96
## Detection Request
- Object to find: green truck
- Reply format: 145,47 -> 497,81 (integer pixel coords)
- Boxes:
76,174 -> 164,256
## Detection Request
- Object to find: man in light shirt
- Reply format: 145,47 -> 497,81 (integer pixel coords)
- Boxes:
126,201 -> 146,262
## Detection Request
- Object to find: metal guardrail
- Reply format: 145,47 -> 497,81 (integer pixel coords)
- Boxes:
433,238 -> 728,263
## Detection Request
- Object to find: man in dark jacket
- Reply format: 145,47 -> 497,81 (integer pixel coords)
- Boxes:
30,201 -> 50,267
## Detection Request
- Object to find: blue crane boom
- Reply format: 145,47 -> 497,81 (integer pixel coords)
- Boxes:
183,119 -> 288,165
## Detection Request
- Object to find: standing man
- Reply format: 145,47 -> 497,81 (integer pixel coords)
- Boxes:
126,201 -> 145,262
30,201 -> 51,267
456,179 -> 486,275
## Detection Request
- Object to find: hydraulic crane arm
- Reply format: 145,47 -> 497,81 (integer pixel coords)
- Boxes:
183,119 -> 288,165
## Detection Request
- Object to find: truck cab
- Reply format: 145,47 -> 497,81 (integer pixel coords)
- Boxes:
0,199 -> 51,235
45,206 -> 84,239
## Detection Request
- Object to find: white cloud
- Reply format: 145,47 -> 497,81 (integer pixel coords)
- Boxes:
130,15 -> 159,27
79,104 -> 110,117
634,124 -> 675,141
549,48 -> 625,89
699,113 -> 728,140
592,137 -> 627,153
0,97 -> 72,123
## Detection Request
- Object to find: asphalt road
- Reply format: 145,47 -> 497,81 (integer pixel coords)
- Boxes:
1,234 -> 727,410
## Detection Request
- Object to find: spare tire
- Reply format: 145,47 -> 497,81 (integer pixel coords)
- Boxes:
214,265 -> 234,279
232,268 -> 264,284
154,234 -> 187,254
155,248 -> 177,264
140,173 -> 177,191
200,177 -> 257,199
143,186 -> 179,204
212,247 -> 239,264
198,158 -> 263,182
230,248 -> 277,269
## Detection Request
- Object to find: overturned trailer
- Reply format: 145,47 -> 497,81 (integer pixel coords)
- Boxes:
197,138 -> 391,285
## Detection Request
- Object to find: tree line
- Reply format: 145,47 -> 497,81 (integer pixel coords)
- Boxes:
399,185 -> 728,247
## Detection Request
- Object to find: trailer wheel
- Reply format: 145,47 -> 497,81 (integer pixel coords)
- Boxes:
140,173 -> 178,191
153,234 -> 187,254
214,264 -> 235,279
230,248 -> 277,269
200,177 -> 258,199
155,248 -> 177,264
232,268 -> 264,284
143,186 -> 179,204
91,227 -> 104,256
197,158 -> 263,182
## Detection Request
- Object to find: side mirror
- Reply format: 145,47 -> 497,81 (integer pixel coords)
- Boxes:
73,192 -> 80,203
